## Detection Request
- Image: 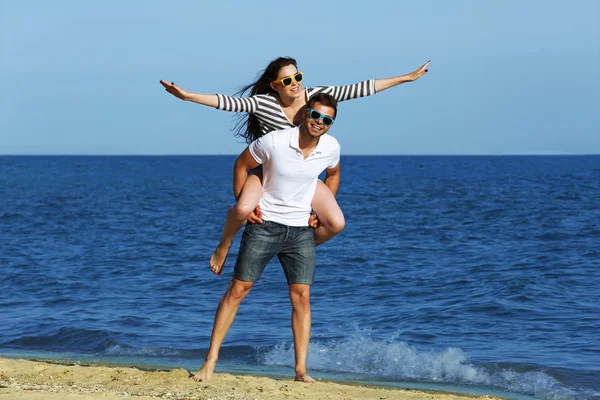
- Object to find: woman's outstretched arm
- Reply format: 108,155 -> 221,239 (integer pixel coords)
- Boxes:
159,80 -> 219,107
374,60 -> 430,92
309,60 -> 430,102
160,80 -> 259,113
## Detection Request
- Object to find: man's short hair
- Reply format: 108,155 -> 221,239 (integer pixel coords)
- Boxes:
306,93 -> 338,118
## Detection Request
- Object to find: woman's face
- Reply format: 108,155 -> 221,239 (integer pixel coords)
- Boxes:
270,64 -> 302,99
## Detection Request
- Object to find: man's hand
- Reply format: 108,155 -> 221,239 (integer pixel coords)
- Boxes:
247,205 -> 263,224
308,212 -> 320,229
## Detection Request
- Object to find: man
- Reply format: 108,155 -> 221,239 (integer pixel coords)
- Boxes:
193,93 -> 341,384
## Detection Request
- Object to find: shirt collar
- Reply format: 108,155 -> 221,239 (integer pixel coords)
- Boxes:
290,125 -> 323,154
289,126 -> 301,151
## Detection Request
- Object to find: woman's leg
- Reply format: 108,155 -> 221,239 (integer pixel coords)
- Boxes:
210,174 -> 263,275
311,181 -> 345,246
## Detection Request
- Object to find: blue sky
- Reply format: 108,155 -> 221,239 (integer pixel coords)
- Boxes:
1,0 -> 598,155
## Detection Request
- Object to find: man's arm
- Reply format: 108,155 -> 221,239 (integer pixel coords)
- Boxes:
233,147 -> 261,199
323,161 -> 341,197
308,161 -> 341,229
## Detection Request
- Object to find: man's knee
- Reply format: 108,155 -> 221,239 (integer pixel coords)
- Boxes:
289,287 -> 311,312
225,282 -> 252,303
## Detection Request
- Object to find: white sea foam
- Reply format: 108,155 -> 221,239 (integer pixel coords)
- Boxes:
105,345 -> 181,357
259,331 -> 595,400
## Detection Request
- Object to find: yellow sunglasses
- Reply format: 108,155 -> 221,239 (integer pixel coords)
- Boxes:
272,72 -> 303,87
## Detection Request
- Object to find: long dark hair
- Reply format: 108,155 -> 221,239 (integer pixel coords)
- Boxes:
233,57 -> 298,143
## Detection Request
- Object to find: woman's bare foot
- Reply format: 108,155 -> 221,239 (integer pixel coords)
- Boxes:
294,373 -> 315,383
210,243 -> 231,275
192,360 -> 216,382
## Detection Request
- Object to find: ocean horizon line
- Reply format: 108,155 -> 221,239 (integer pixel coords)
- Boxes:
1,153 -> 599,157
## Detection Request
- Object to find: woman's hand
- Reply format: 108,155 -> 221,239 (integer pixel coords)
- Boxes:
407,61 -> 430,82
160,80 -> 188,101
247,205 -> 263,224
374,60 -> 430,92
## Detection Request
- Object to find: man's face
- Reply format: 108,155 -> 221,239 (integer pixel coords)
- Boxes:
304,102 -> 336,138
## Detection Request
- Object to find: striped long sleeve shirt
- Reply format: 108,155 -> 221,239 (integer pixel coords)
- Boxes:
216,79 -> 376,135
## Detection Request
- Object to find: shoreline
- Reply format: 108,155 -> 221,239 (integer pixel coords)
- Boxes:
0,357 -> 505,400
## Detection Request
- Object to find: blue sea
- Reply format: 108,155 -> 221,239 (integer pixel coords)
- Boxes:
1,155 -> 598,400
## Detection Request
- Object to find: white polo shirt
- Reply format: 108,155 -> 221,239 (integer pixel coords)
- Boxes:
249,126 -> 341,227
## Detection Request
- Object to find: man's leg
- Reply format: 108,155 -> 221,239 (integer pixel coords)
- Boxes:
288,283 -> 315,383
193,278 -> 254,382
278,226 -> 317,383
197,221 -> 283,382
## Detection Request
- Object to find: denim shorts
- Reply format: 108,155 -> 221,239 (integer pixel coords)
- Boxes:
233,220 -> 316,285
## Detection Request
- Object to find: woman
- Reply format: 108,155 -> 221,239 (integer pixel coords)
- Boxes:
160,57 -> 429,275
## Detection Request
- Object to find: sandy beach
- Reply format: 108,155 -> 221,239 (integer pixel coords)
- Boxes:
0,357 -> 504,400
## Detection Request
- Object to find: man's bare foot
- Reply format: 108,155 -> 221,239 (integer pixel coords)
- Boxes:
192,360 -> 216,382
294,373 -> 315,383
210,243 -> 231,275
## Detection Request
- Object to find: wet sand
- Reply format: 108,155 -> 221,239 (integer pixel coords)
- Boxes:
0,357 -> 503,400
